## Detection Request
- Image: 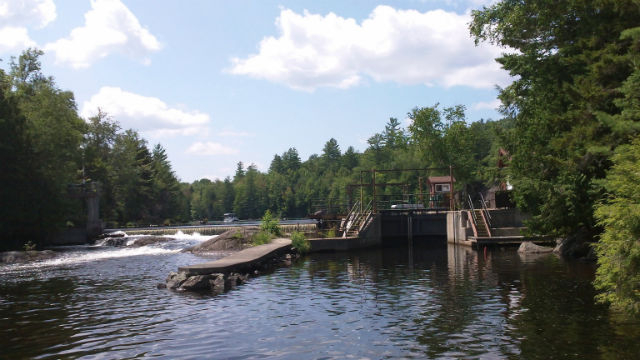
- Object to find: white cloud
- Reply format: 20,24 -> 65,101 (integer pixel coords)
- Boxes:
0,0 -> 56,28
0,0 -> 56,54
473,98 -> 501,110
81,86 -> 210,137
229,6 -> 509,91
45,0 -> 161,68
0,26 -> 37,53
186,142 -> 238,156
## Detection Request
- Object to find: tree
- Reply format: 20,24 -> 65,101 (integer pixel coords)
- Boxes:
282,147 -> 301,172
594,137 -> 640,316
7,49 -> 85,237
110,130 -> 153,223
83,109 -> 120,220
470,0 -> 640,238
383,117 -> 407,149
150,144 -> 182,222
0,68 -> 46,249
322,138 -> 341,171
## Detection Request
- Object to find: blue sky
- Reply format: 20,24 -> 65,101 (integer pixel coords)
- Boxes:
0,0 -> 508,182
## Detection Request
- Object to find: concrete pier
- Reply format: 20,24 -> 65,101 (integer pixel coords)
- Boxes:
179,238 -> 292,276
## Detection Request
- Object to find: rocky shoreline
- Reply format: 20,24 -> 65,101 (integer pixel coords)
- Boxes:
0,250 -> 58,264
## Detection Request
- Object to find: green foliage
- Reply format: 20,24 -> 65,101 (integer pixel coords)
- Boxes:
326,228 -> 336,238
290,231 -> 309,253
470,0 -> 640,238
260,210 -> 281,236
252,230 -> 274,246
23,241 -> 36,252
594,138 -> 640,316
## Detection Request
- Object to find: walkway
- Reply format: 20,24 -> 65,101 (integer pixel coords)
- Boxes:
179,238 -> 292,276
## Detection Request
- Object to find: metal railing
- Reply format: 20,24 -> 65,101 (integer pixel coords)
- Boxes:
479,192 -> 492,228
467,194 -> 479,226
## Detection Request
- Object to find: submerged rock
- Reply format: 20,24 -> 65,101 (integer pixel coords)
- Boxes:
518,241 -> 554,254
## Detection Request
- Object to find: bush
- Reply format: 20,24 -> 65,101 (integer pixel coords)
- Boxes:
260,210 -> 281,236
290,231 -> 309,253
252,230 -> 273,246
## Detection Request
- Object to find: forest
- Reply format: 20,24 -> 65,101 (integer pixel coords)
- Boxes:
0,0 -> 638,314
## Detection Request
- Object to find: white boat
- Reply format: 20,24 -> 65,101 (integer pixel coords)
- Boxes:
223,213 -> 239,223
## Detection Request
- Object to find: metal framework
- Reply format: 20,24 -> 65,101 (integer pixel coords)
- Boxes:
355,166 -> 455,213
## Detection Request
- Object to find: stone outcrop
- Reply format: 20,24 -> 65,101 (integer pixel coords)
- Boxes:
164,271 -> 249,293
129,236 -> 171,247
182,228 -> 259,253
553,228 -> 597,261
518,241 -> 554,254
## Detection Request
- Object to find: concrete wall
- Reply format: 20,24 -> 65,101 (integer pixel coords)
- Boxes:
447,211 -> 471,244
308,214 -> 381,252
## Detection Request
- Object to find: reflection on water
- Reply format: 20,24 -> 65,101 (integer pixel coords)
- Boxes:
1,240 -> 639,359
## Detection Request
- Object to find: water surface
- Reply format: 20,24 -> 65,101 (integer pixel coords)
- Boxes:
1,236 -> 639,359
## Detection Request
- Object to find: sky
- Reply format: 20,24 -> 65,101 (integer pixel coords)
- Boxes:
0,0 -> 510,182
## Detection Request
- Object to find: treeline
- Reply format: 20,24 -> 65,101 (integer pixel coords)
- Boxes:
0,49 -> 503,252
187,110 -> 502,222
0,50 -> 185,250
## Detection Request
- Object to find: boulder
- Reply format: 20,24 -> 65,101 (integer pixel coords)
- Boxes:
129,236 -> 171,247
518,241 -> 554,254
225,273 -> 248,290
99,237 -> 129,247
178,275 -> 214,292
166,271 -> 188,290
210,274 -> 226,293
183,228 -> 259,253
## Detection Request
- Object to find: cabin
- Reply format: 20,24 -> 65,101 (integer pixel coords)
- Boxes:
427,175 -> 455,209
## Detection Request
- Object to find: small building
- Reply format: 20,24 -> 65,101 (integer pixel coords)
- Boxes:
427,176 -> 455,209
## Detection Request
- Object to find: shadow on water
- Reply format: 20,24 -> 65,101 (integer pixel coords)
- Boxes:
291,241 -> 640,359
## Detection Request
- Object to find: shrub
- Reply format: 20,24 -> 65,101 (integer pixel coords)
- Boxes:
260,210 -> 281,236
252,230 -> 273,246
326,228 -> 336,238
290,231 -> 309,253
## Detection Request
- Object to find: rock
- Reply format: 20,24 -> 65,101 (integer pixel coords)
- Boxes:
0,250 -> 58,264
225,273 -> 248,290
518,241 -> 554,254
166,271 -> 188,290
156,283 -> 167,289
209,274 -> 225,293
129,236 -> 172,247
178,275 -> 214,291
99,237 -> 129,247
183,228 -> 259,253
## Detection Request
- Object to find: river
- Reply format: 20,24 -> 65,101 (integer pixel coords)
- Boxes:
1,233 -> 639,359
